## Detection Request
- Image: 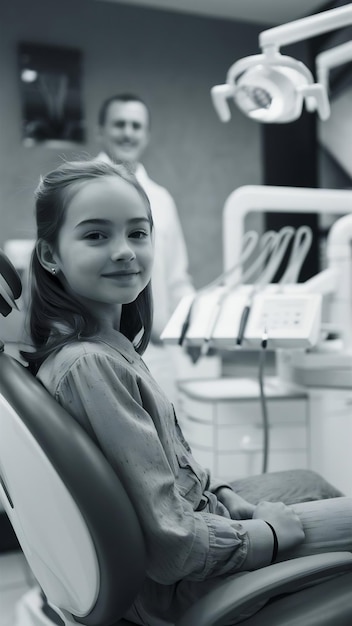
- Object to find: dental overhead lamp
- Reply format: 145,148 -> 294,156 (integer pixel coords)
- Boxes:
211,4 -> 352,123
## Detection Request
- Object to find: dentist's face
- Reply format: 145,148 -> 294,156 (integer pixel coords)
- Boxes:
99,101 -> 150,165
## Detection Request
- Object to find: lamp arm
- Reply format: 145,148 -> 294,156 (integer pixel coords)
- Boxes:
259,4 -> 352,52
317,41 -> 352,73
316,41 -> 352,90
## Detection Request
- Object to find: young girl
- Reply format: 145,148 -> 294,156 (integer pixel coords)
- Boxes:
23,160 -> 352,625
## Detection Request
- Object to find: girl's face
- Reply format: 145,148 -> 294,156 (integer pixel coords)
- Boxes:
54,175 -> 153,320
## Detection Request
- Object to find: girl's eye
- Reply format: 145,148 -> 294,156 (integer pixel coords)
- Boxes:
84,232 -> 107,241
130,230 -> 149,240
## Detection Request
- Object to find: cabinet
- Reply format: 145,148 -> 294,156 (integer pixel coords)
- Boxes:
309,388 -> 352,497
178,377 -> 308,481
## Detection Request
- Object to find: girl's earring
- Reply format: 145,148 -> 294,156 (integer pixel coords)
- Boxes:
51,267 -> 56,275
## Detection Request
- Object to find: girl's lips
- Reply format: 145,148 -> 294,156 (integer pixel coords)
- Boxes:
102,268 -> 139,276
102,271 -> 140,278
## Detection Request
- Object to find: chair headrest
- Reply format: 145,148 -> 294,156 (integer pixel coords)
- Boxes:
0,249 -> 22,317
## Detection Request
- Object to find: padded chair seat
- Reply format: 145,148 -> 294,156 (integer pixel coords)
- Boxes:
243,571 -> 352,626
18,573 -> 352,626
116,570 -> 352,626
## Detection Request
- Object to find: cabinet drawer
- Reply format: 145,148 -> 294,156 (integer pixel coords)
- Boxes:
218,424 -> 307,452
216,400 -> 307,426
184,419 -> 307,452
180,395 -> 307,427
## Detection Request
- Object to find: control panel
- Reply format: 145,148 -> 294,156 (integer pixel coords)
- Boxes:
161,286 -> 322,350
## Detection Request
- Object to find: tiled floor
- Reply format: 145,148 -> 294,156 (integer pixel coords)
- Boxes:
0,550 -> 36,626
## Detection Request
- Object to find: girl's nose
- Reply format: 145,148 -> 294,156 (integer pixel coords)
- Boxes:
110,241 -> 136,262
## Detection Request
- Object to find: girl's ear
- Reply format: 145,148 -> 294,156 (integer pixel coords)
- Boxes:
36,240 -> 58,274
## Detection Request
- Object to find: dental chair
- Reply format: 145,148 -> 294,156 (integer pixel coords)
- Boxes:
1,248 -> 352,626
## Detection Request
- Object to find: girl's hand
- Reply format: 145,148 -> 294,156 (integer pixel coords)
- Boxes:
253,501 -> 305,554
216,487 -> 256,519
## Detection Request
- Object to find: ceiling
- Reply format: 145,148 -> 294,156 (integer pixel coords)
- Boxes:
98,0 -> 332,26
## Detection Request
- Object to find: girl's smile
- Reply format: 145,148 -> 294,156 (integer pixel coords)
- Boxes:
101,270 -> 142,286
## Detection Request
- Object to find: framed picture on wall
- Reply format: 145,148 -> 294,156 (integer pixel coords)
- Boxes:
18,42 -> 85,147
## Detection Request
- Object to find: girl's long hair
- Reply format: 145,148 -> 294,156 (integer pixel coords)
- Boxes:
21,160 -> 153,374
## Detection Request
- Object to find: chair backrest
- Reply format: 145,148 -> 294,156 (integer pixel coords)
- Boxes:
0,249 -> 146,625
0,248 -> 22,317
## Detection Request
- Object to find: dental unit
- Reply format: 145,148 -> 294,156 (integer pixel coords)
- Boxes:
162,182 -> 352,491
162,3 -> 352,494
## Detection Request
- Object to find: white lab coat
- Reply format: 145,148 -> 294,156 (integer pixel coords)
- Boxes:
134,163 -> 195,336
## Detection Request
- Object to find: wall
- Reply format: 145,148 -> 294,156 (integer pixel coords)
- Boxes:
1,0 -> 263,287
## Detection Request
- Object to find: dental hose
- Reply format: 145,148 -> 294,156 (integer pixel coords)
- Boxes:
259,328 -> 269,474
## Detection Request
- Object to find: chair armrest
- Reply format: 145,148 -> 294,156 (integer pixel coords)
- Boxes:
176,552 -> 352,626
